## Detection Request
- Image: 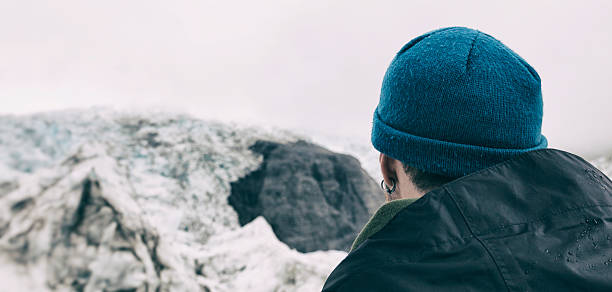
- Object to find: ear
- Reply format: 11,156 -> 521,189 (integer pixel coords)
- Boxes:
379,153 -> 398,188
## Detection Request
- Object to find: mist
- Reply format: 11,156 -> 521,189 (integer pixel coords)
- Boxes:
1,0 -> 611,159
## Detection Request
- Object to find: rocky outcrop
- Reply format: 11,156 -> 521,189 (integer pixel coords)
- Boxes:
228,140 -> 385,253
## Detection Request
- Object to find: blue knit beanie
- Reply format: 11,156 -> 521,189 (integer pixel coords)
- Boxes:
372,26 -> 547,177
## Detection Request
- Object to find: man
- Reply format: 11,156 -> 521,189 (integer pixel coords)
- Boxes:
322,26 -> 612,291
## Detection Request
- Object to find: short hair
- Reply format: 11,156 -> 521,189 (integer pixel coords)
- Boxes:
402,163 -> 460,193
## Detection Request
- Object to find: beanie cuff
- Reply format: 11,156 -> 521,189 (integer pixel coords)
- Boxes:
371,111 -> 548,177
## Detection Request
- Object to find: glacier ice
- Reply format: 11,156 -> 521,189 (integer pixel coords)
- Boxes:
0,109 -> 346,291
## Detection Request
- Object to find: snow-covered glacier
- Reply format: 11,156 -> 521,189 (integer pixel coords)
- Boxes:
0,108 -> 349,292
0,108 -> 610,292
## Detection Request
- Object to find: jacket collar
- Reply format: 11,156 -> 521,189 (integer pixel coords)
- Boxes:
351,148 -> 611,250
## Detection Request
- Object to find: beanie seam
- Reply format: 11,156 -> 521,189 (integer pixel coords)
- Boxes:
397,27 -> 459,56
465,31 -> 480,71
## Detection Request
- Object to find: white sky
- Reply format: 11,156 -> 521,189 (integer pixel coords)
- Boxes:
1,0 -> 611,159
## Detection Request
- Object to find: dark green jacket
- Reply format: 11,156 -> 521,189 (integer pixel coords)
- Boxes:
322,149 -> 612,291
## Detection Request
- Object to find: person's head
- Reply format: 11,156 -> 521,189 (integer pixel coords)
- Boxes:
374,26 -> 547,201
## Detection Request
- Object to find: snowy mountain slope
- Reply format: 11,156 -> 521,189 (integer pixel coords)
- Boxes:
0,108 -> 347,291
0,108 -> 298,238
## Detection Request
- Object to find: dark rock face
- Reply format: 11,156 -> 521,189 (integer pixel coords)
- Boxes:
228,140 -> 385,252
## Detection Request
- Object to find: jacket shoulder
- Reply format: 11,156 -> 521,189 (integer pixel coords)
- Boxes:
323,187 -> 506,291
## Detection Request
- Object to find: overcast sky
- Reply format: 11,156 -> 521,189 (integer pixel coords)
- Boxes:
1,0 -> 611,159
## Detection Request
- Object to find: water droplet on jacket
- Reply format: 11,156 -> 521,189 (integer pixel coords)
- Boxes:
607,235 -> 611,241
524,269 -> 530,275
545,249 -> 550,254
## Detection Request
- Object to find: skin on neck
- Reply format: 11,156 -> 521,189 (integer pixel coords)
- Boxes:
379,153 -> 427,202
